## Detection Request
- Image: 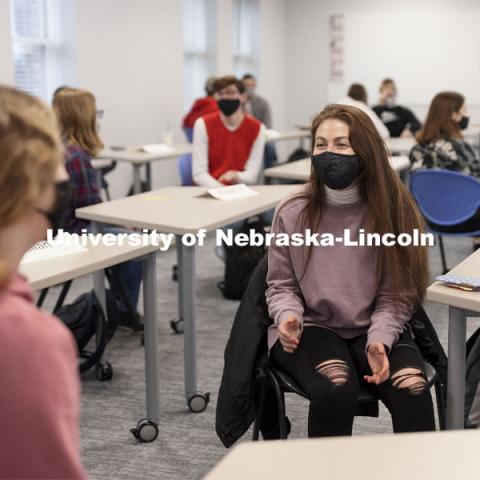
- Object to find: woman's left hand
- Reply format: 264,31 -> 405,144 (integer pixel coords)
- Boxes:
364,342 -> 390,385
218,170 -> 239,185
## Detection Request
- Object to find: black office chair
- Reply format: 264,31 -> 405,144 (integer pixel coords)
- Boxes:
252,359 -> 446,440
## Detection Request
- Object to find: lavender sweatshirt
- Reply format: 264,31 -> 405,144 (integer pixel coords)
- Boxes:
266,188 -> 414,352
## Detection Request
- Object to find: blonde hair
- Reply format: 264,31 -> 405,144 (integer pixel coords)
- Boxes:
0,86 -> 63,288
53,88 -> 103,156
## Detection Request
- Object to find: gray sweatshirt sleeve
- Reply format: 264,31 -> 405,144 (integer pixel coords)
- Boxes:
265,209 -> 305,327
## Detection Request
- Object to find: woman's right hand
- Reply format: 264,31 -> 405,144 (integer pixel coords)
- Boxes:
278,316 -> 301,353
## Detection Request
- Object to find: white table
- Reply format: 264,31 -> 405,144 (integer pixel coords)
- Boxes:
426,249 -> 480,429
20,241 -> 161,442
204,430 -> 480,479
264,156 -> 411,182
385,137 -> 416,155
95,144 -> 193,194
76,185 -> 297,413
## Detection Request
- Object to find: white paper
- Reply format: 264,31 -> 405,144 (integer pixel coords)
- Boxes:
141,143 -> 174,154
20,241 -> 88,265
207,184 -> 260,201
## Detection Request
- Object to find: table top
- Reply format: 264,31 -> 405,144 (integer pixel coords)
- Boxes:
426,248 -> 480,312
95,144 -> 192,165
265,129 -> 310,143
76,185 -> 298,235
385,137 -> 416,154
264,156 -> 410,181
204,430 -> 480,480
91,159 -> 113,170
20,242 -> 158,290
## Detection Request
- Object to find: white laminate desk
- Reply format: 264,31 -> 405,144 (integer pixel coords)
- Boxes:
427,248 -> 480,430
76,185 -> 298,413
95,144 -> 193,194
265,129 -> 310,143
20,241 -> 161,442
204,430 -> 480,480
264,156 -> 411,182
385,137 -> 416,155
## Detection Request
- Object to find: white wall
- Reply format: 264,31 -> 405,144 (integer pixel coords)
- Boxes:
74,0 -> 185,198
0,0 -> 14,85
284,0 -> 480,126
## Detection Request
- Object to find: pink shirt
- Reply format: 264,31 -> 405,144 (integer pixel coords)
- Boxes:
0,273 -> 87,479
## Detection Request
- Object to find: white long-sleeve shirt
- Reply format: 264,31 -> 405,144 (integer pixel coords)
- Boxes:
337,96 -> 391,139
192,116 -> 266,188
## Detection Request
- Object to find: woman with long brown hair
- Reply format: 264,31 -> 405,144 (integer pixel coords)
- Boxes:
410,91 -> 480,176
266,103 -> 435,437
0,86 -> 87,478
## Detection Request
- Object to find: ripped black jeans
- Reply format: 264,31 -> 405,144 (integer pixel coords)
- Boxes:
270,326 -> 436,437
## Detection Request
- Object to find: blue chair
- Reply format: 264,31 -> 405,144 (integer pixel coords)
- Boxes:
410,169 -> 480,272
183,127 -> 194,143
178,153 -> 193,186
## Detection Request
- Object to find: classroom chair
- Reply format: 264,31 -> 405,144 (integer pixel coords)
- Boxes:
410,169 -> 480,273
252,356 -> 446,440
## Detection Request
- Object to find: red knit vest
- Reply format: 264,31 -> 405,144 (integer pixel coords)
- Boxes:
203,112 -> 261,181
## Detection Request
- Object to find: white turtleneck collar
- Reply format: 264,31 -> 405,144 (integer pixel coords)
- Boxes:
325,184 -> 360,205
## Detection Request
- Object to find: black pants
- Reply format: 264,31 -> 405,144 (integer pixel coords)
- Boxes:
269,326 -> 436,437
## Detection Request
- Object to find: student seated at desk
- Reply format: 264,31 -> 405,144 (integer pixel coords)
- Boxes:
0,86 -> 86,478
409,91 -> 480,244
337,83 -> 390,139
266,104 -> 435,438
373,78 -> 421,138
192,75 -> 266,187
53,88 -> 143,328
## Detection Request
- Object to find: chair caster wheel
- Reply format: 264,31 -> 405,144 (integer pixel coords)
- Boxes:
95,362 -> 113,381
130,418 -> 158,442
188,392 -> 210,413
172,265 -> 178,282
170,318 -> 184,334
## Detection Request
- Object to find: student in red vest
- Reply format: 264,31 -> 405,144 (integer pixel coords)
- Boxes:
192,75 -> 266,187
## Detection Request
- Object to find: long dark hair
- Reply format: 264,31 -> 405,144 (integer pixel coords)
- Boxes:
280,104 -> 429,305
416,91 -> 464,144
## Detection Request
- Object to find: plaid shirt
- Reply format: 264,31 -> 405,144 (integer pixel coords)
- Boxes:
63,144 -> 102,234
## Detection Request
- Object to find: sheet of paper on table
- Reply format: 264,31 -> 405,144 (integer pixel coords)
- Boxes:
141,144 -> 175,154
20,241 -> 88,264
207,184 -> 260,201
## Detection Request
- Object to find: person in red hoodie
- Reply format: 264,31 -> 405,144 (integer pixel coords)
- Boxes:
182,76 -> 219,142
192,75 -> 266,187
0,86 -> 87,479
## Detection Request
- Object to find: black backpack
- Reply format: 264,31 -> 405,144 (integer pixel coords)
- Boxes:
218,217 -> 269,300
55,289 -> 120,374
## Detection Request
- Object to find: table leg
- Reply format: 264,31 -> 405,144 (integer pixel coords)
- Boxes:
133,165 -> 142,194
91,222 -> 107,346
176,237 -> 210,413
446,306 -> 467,429
146,163 -> 152,191
142,252 -> 160,422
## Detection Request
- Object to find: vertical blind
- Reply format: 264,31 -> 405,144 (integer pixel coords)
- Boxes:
233,0 -> 260,78
10,0 -> 50,99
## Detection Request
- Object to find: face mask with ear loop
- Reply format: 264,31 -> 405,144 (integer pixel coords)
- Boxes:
35,180 -> 73,236
311,151 -> 361,190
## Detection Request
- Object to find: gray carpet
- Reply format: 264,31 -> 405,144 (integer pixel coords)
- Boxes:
41,234 -> 480,480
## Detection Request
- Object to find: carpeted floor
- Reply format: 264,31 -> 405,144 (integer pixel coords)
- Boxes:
41,234 -> 480,480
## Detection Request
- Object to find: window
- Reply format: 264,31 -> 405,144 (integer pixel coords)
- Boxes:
10,0 -> 62,100
233,0 -> 260,78
182,0 -> 216,112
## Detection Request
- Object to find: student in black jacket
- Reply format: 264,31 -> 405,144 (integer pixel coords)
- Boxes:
373,78 -> 421,138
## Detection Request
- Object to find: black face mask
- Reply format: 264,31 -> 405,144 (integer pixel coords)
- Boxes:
36,180 -> 72,235
217,98 -> 241,116
458,115 -> 469,130
311,151 -> 360,190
